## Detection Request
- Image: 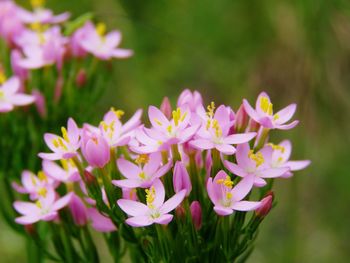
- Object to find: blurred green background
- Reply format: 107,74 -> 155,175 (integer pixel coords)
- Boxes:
2,0 -> 350,262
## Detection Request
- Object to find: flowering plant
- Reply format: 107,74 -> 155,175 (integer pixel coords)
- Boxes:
0,0 -> 132,243
12,89 -> 310,262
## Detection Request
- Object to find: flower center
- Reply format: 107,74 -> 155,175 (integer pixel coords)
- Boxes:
172,108 -> 187,127
135,154 -> 149,165
248,150 -> 264,167
260,96 -> 273,115
145,186 -> 156,209
216,175 -> 234,188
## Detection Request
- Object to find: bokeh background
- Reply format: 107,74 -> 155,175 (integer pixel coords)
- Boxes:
2,0 -> 350,262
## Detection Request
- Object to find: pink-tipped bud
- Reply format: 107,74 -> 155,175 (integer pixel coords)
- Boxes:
173,161 -> 192,196
32,89 -> 47,118
235,104 -> 249,132
160,96 -> 172,119
175,205 -> 186,220
75,68 -> 87,88
255,191 -> 274,218
190,201 -> 202,230
54,75 -> 64,103
69,193 -> 88,226
81,130 -> 110,168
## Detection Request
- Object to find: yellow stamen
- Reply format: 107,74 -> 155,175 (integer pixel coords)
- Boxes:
273,114 -> 279,120
207,101 -> 215,118
31,175 -> 37,186
61,159 -> 69,171
38,187 -> 47,197
61,127 -> 70,143
172,108 -> 181,126
0,70 -> 7,85
145,186 -> 156,209
226,192 -> 233,200
216,176 -> 234,188
267,143 -> 285,153
260,96 -> 273,115
0,90 -> 4,100
135,154 -> 150,165
277,157 -> 283,163
212,119 -> 222,138
154,118 -> 163,126
138,171 -> 146,179
110,107 -> 124,119
96,23 -> 106,36
30,0 -> 45,9
167,125 -> 172,134
38,171 -> 48,182
35,200 -> 42,209
248,150 -> 264,167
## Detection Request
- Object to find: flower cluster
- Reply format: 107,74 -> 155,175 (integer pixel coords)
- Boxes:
12,89 -> 310,261
0,0 -> 132,114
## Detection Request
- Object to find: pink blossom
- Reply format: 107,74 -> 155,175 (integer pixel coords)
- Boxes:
224,143 -> 289,187
13,190 -> 72,225
0,1 -> 24,44
177,89 -> 203,112
132,106 -> 198,153
32,89 -> 47,118
39,118 -> 81,160
0,76 -> 34,112
11,50 -> 28,81
113,153 -> 172,188
79,22 -> 133,60
243,92 -> 299,130
190,201 -> 202,230
265,140 -> 311,178
87,208 -> 116,232
69,193 -> 88,226
207,171 -> 261,216
12,170 -> 57,200
190,104 -> 256,155
43,159 -> 80,183
117,179 -> 186,227
17,7 -> 70,25
173,161 -> 192,196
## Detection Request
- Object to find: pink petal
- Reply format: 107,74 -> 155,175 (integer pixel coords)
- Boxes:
231,175 -> 254,202
254,177 -> 267,187
42,160 -> 66,181
259,167 -> 289,178
190,139 -> 214,150
153,179 -> 165,208
215,144 -> 236,155
112,179 -> 141,188
224,161 -> 247,177
122,109 -> 142,134
232,201 -> 262,211
87,208 -> 116,232
117,199 -> 149,217
126,216 -> 153,227
275,104 -> 297,124
286,160 -> 311,171
153,160 -> 172,179
13,201 -> 39,215
213,105 -> 230,127
52,193 -> 73,211
149,106 -> 170,129
223,132 -> 256,145
160,190 -> 186,214
0,102 -> 14,112
11,94 -> 35,106
213,206 -> 233,216
153,214 -> 173,225
67,118 -> 80,143
15,215 -> 40,225
243,99 -> 260,122
117,158 -> 141,179
112,49 -> 133,58
275,120 -> 299,130
255,92 -> 271,116
143,152 -> 161,175
2,76 -> 20,94
38,152 -> 62,161
105,31 -> 122,47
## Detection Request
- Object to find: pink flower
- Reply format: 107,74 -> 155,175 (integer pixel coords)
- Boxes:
160,96 -> 172,119
13,190 -> 72,225
79,22 -> 133,60
43,159 -> 80,183
112,153 -> 172,188
265,140 -> 311,178
0,76 -> 34,112
224,143 -> 289,187
190,104 -> 256,155
32,89 -> 47,118
17,7 -> 70,25
255,192 -> 273,218
207,171 -> 261,216
70,22 -> 95,58
117,179 -> 186,227
11,50 -> 28,81
12,170 -> 57,200
69,193 -> 88,226
81,129 -> 110,168
133,106 -> 198,153
87,208 -> 116,232
177,89 -> 203,112
0,1 -> 24,44
243,92 -> 299,130
173,161 -> 192,196
190,201 -> 202,230
39,118 -> 81,160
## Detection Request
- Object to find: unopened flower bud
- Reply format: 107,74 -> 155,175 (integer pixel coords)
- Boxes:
173,161 -> 192,196
235,104 -> 249,133
69,193 -> 88,226
32,89 -> 47,118
255,191 -> 274,218
54,75 -> 64,103
190,201 -> 202,230
81,130 -> 110,168
248,118 -> 260,132
75,68 -> 87,88
160,96 -> 172,119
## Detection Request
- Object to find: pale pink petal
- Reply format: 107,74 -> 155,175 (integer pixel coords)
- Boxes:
117,158 -> 141,179
215,144 -> 236,155
67,118 -> 80,143
148,106 -> 170,129
105,31 -> 122,47
52,193 -> 73,210
112,49 -> 133,58
255,92 -> 271,116
213,206 -> 233,216
153,214 -> 173,225
223,132 -> 256,145
275,104 -> 297,124
278,140 -> 292,161
11,94 -> 35,106
117,199 -> 149,217
112,179 -> 141,188
224,161 -> 247,177
231,175 -> 254,202
190,139 -> 214,150
254,177 -> 267,187
126,216 -> 153,227
286,160 -> 311,171
275,120 -> 299,130
87,208 -> 116,232
153,179 -> 165,208
259,167 -> 289,178
122,109 -> 142,134
160,190 -> 186,214
153,160 -> 172,179
13,201 -> 39,215
42,160 -> 66,181
2,76 -> 20,94
143,152 -> 161,175
232,201 -> 262,211
38,152 -> 62,161
243,99 -> 260,122
15,215 -> 40,225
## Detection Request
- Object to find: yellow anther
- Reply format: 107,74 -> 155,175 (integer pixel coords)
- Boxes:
100,121 -> 108,132
35,200 -> 42,209
216,176 -> 234,188
52,139 -> 59,148
207,101 -> 215,118
0,90 -> 4,99
157,141 -> 163,145
110,107 -> 124,119
31,175 -> 37,186
180,112 -> 187,122
273,114 -> 279,120
61,159 -> 69,171
61,127 -> 70,143
0,70 -> 7,85
38,32 -> 46,45
135,154 -> 150,165
145,186 -> 156,209
206,119 -> 211,130
30,0 -> 45,9
260,96 -> 273,115
167,125 -> 172,134
96,22 -> 106,36
38,187 -> 47,197
154,118 -> 163,126
226,192 -> 233,200
267,143 -> 285,153
212,119 -> 222,138
172,108 -> 182,126
138,171 -> 146,179
277,157 -> 283,163
248,150 -> 265,167
38,171 -> 48,182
